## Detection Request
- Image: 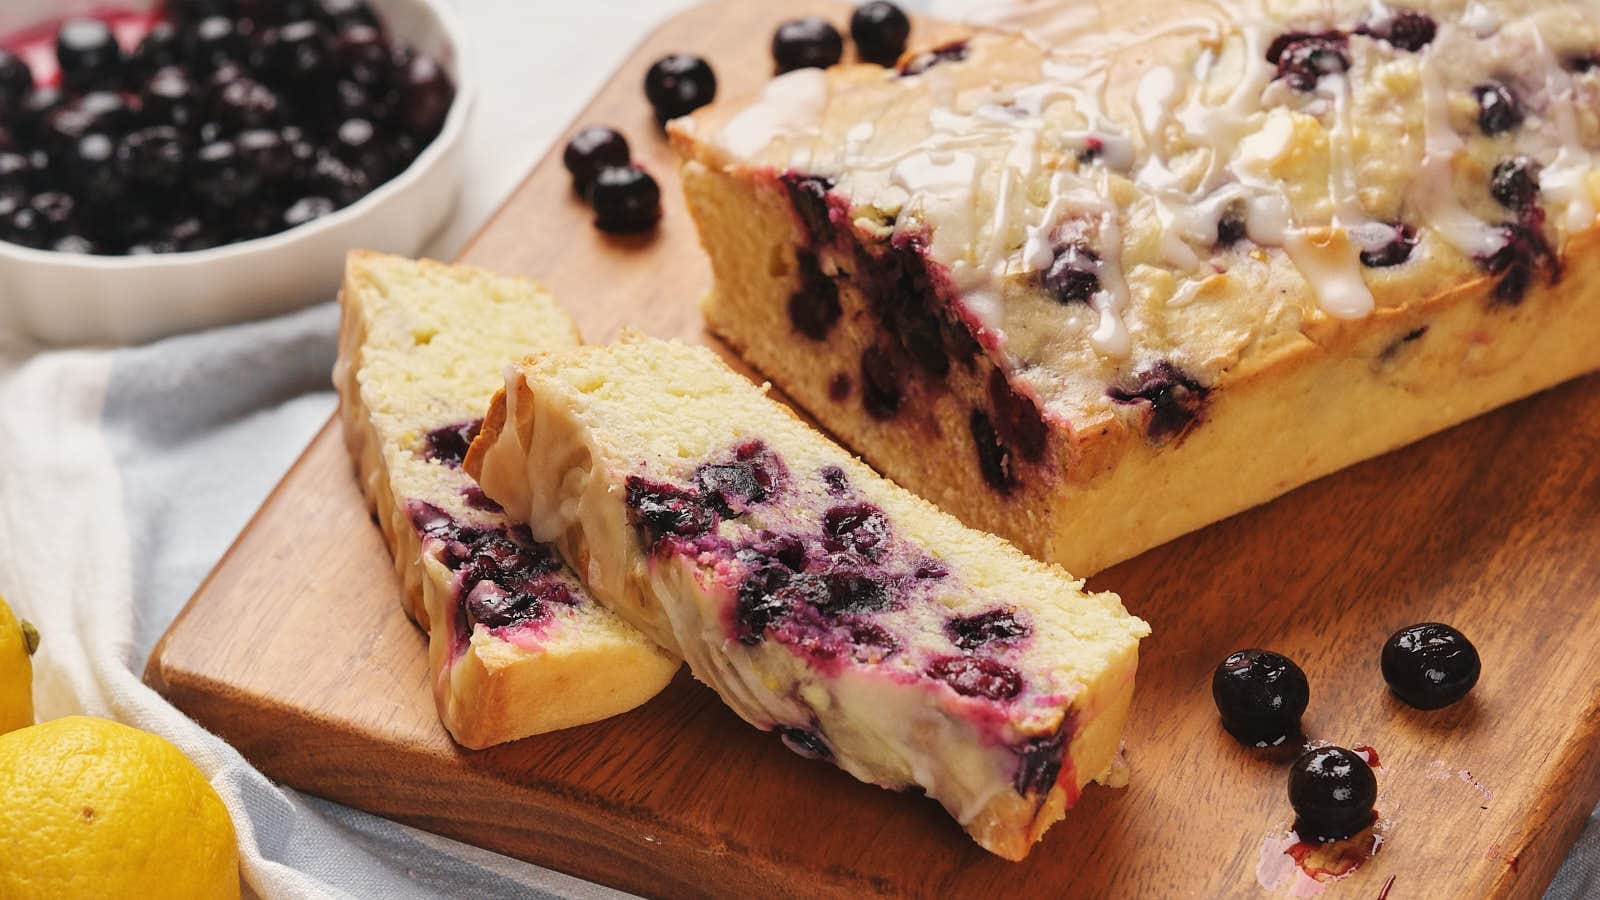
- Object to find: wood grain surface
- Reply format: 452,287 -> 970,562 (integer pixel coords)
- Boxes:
147,1 -> 1600,897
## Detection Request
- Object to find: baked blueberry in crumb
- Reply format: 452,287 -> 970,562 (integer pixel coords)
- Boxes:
852,2 -> 912,67
694,440 -> 785,516
1490,157 -> 1541,210
1358,224 -> 1418,268
782,174 -> 837,245
824,503 -> 891,559
1211,649 -> 1310,747
1215,209 -> 1248,247
772,17 -> 844,74
1381,622 -> 1480,709
1473,82 -> 1523,135
970,409 -> 1017,494
563,126 -> 630,196
1041,242 -> 1101,304
988,369 -> 1048,462
899,40 -> 968,77
860,345 -> 903,419
948,608 -> 1031,651
1013,730 -> 1067,795
644,53 -> 717,123
827,372 -> 852,403
821,571 -> 895,614
1477,220 -> 1555,305
927,655 -> 1023,701
735,553 -> 795,644
588,165 -> 661,234
778,726 -> 833,760
1267,31 -> 1350,91
1288,747 -> 1378,842
1108,362 -> 1210,443
788,250 -> 843,340
422,419 -> 483,467
625,476 -> 717,542
1358,11 -> 1436,51
820,465 -> 850,495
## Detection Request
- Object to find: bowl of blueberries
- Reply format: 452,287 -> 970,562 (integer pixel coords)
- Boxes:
0,0 -> 471,345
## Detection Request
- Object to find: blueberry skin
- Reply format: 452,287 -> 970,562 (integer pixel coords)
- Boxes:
644,54 -> 716,123
1381,623 -> 1480,709
1288,746 -> 1378,842
563,126 -> 630,195
588,164 -> 661,234
772,18 -> 844,75
852,2 -> 912,67
1212,648 -> 1310,746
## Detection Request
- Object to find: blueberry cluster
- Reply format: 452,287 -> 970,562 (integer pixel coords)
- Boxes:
561,126 -> 660,235
0,0 -> 454,256
772,2 -> 913,76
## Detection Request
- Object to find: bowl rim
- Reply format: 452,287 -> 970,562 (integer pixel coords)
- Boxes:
0,0 -> 476,271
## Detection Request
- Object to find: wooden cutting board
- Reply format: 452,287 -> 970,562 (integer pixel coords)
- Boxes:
146,1 -> 1600,897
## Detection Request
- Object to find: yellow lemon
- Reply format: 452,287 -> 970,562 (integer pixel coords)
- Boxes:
0,716 -> 240,900
0,595 -> 37,735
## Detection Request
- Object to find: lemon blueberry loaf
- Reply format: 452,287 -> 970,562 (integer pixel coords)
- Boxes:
333,252 -> 678,749
465,336 -> 1151,860
672,0 -> 1600,576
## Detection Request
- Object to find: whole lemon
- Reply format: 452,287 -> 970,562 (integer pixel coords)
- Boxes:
0,594 -> 37,735
0,717 -> 240,900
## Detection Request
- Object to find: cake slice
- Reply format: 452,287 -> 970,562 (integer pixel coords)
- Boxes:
333,252 -> 678,749
672,1 -> 1600,576
465,335 -> 1150,860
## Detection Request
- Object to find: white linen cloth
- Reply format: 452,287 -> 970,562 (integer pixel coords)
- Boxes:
0,1 -> 1595,896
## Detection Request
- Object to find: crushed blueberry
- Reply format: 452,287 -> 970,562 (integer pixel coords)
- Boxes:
1473,82 -> 1523,135
987,369 -> 1048,463
1490,157 -> 1541,211
777,726 -> 833,760
772,17 -> 844,75
422,419 -> 482,468
1013,730 -> 1067,796
970,409 -> 1017,494
1358,224 -> 1418,268
947,607 -> 1031,651
405,502 -> 567,635
1041,242 -> 1101,304
624,476 -> 717,542
823,503 -> 891,559
1358,11 -> 1436,51
788,250 -> 843,341
1267,31 -> 1350,91
1108,362 -> 1210,444
782,174 -> 836,246
927,655 -> 1022,701
860,345 -> 903,420
1477,220 -> 1555,305
851,2 -> 912,67
899,40 -> 968,77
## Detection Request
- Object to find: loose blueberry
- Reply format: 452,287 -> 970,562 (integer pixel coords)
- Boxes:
1041,242 -> 1101,303
851,2 -> 912,67
788,250 -> 842,341
142,67 -> 201,129
1266,31 -> 1350,91
927,655 -> 1023,701
334,24 -> 389,84
48,93 -> 135,148
1212,649 -> 1310,747
52,234 -> 97,254
318,0 -> 382,32
563,126 -> 630,195
1381,623 -> 1480,710
1490,157 -> 1541,211
777,726 -> 832,760
117,127 -> 188,188
423,420 -> 482,467
16,88 -> 68,141
194,140 -> 263,208
239,128 -> 296,182
130,23 -> 183,79
948,608 -> 1031,651
644,54 -> 716,124
1358,224 -> 1418,268
185,16 -> 250,72
899,41 -> 967,77
398,52 -> 454,139
1288,747 -> 1378,842
68,133 -> 125,199
0,51 -> 35,114
259,20 -> 335,81
57,18 -> 124,93
588,164 -> 661,234
214,77 -> 283,130
773,18 -> 844,75
1108,361 -> 1210,444
1473,82 -> 1523,135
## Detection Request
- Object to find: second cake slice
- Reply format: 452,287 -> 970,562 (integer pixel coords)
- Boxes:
466,335 -> 1150,860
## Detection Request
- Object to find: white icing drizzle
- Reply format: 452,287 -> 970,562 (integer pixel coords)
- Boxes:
1414,48 -> 1509,258
718,69 -> 830,158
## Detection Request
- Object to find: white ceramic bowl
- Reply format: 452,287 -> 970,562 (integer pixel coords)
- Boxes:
0,0 -> 474,346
